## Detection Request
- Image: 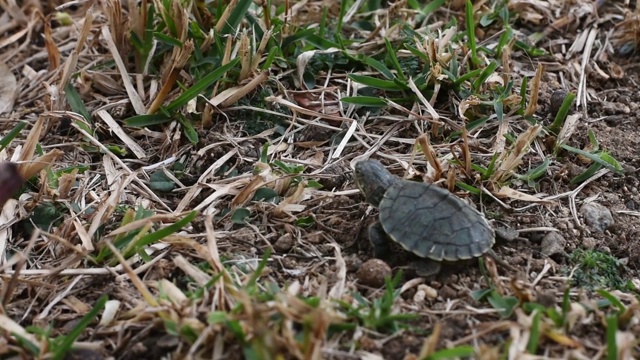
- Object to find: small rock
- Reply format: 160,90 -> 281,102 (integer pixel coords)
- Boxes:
495,227 -> 519,242
580,202 -> 614,233
63,348 -> 105,360
439,285 -> 457,300
418,284 -> 438,300
602,101 -> 630,115
358,335 -> 380,352
344,255 -> 364,272
157,334 -> 180,349
582,237 -> 597,249
356,259 -> 392,288
549,89 -> 569,115
540,232 -> 566,259
281,257 -> 297,269
273,233 -> 294,252
535,292 -> 556,308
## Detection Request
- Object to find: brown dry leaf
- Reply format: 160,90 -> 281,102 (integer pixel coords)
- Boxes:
491,124 -> 542,183
217,71 -> 268,108
495,186 -> 554,204
555,113 -> 582,149
524,64 -> 543,117
295,48 -> 341,89
418,322 -> 441,358
267,95 -> 352,124
0,314 -> 39,345
231,172 -> 267,208
510,278 -> 534,303
0,63 -> 17,114
43,14 -> 60,71
274,181 -> 307,216
458,96 -> 482,120
545,329 -> 582,348
96,109 -> 147,159
18,150 -> 64,181
415,133 -> 442,180
57,168 -> 78,199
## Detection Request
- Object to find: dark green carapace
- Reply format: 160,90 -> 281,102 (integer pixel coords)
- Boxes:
355,159 -> 496,274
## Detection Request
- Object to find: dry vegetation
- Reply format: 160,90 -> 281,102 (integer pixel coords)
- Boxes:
0,0 -> 640,359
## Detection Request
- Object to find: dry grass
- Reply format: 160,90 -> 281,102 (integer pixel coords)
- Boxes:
0,0 -> 639,359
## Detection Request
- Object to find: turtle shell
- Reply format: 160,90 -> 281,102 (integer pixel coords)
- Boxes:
378,179 -> 495,261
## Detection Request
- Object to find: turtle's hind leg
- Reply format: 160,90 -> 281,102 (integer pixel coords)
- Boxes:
408,260 -> 442,277
368,222 -> 391,259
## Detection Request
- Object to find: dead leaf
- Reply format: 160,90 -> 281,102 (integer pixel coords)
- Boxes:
495,186 -> 554,204
0,63 -> 17,114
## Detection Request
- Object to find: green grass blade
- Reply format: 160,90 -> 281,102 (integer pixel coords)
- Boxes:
166,58 -> 240,112
549,92 -> 576,134
0,121 -> 27,152
465,0 -> 479,66
363,57 -> 394,80
561,145 -> 623,176
527,310 -> 541,353
348,74 -> 408,91
472,61 -> 498,92
421,0 -> 446,15
64,83 -> 93,128
384,38 -> 406,82
605,315 -> 618,360
125,114 -> 172,127
122,211 -> 197,258
597,290 -> 626,313
426,345 -> 475,359
52,295 -> 108,360
153,32 -> 183,47
455,182 -> 482,195
340,96 -> 388,106
220,0 -> 254,35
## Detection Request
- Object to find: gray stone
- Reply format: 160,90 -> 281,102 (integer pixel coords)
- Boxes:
580,202 -> 614,233
540,232 -> 566,258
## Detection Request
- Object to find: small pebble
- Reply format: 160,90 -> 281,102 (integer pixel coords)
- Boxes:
344,255 -> 364,272
273,233 -> 294,252
582,237 -> 597,249
535,292 -> 557,308
495,227 -> 519,241
419,284 -> 438,300
356,259 -> 392,288
549,89 -> 569,115
580,202 -> 614,233
540,232 -> 566,258
281,257 -> 297,269
439,285 -> 457,300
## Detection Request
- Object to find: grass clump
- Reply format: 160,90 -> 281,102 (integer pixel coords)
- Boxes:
569,249 -> 630,291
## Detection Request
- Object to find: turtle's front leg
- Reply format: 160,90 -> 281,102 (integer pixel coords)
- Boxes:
368,221 -> 391,259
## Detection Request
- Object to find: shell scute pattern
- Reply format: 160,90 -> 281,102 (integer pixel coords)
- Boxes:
378,179 -> 495,261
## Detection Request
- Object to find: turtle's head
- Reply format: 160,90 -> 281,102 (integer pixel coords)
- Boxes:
354,159 -> 398,207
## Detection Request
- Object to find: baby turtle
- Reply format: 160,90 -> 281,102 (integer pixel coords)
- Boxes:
355,159 -> 510,276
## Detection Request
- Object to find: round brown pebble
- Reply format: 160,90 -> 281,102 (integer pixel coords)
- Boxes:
273,233 -> 294,252
356,259 -> 392,288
